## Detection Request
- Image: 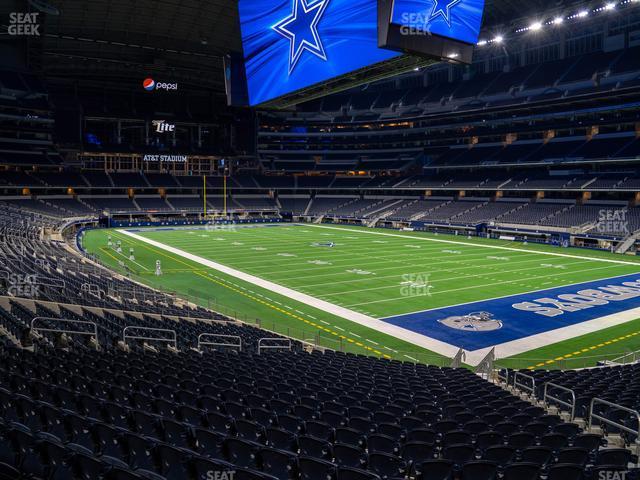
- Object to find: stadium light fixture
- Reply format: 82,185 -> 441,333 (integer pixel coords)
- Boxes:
529,21 -> 543,31
502,0 -> 638,44
477,40 -> 488,46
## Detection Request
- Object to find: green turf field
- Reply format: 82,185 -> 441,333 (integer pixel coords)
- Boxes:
81,223 -> 640,368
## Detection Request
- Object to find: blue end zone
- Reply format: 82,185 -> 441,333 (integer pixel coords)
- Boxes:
382,273 -> 640,351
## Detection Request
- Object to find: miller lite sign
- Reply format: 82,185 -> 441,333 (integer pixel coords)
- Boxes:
152,120 -> 176,133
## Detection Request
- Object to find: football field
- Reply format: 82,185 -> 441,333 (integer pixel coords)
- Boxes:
82,223 -> 640,368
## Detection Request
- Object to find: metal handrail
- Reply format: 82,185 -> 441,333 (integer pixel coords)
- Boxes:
122,326 -> 177,349
197,333 -> 242,351
257,338 -> 291,354
80,283 -> 103,299
611,349 -> 640,365
497,368 -> 510,386
31,317 -> 98,341
513,372 -> 536,396
544,382 -> 576,421
33,277 -> 66,290
34,258 -> 51,269
589,398 -> 640,457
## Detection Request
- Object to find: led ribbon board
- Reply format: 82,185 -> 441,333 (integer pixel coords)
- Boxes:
390,0 -> 484,45
238,0 -> 401,106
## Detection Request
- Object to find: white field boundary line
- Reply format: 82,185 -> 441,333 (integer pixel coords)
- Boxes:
306,224 -> 640,266
183,242 -> 553,282
304,225 -> 640,363
345,263 -> 625,308
319,259 -> 602,298
382,270 -> 640,319
117,227 -> 640,365
299,256 -> 594,289
466,306 -> 640,365
169,228 -> 601,285
116,229 -> 461,358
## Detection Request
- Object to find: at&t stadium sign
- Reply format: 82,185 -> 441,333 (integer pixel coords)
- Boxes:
143,154 -> 188,163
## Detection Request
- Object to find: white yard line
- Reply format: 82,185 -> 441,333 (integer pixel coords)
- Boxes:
118,226 -> 640,366
382,270 -> 640,319
299,256 -> 591,289
306,224 -> 640,266
345,263 -> 626,308
117,229 -> 461,357
318,258 -> 598,297
267,251 -> 544,283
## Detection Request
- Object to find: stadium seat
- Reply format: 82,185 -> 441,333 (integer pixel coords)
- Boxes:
442,444 -> 475,467
337,466 -> 381,480
366,434 -> 398,455
298,456 -> 337,480
332,443 -> 366,468
596,448 -> 632,467
520,447 -> 554,467
366,452 -> 406,479
258,447 -> 298,479
573,433 -> 603,452
546,463 -> 584,480
556,447 -> 589,466
482,446 -> 515,467
192,428 -> 225,459
502,462 -> 541,480
400,441 -> 435,467
461,460 -> 498,480
416,459 -> 454,480
298,435 -> 332,460
476,432 -> 504,450
224,437 -> 261,468
71,452 -> 106,480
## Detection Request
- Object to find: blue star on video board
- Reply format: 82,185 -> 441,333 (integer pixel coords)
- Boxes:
429,0 -> 462,27
391,0 -> 484,45
238,0 -> 401,105
273,0 -> 330,74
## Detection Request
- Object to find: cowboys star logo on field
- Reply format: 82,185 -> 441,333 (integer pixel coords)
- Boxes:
273,0 -> 330,74
438,312 -> 503,331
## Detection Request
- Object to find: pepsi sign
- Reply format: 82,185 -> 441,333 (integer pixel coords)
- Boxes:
143,78 -> 178,91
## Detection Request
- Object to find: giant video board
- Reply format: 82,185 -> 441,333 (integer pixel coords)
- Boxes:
237,0 -> 485,107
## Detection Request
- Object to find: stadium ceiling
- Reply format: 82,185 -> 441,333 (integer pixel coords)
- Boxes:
39,0 -> 241,93
34,0 -> 587,93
